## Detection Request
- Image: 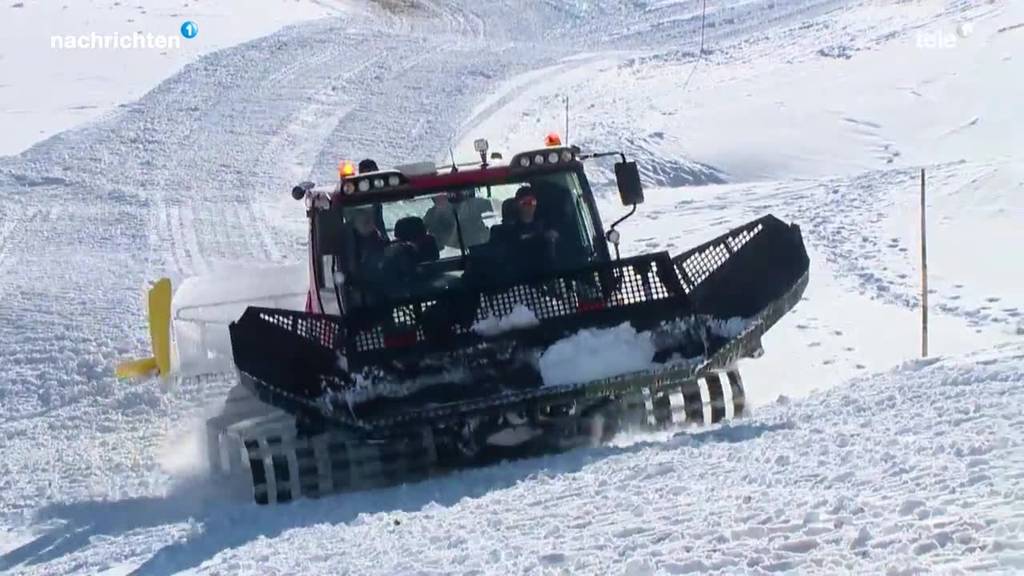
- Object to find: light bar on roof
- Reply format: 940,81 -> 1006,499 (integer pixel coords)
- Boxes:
510,146 -> 578,170
338,170 -> 409,195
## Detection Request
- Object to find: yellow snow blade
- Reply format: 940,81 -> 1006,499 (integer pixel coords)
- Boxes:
115,357 -> 159,379
148,278 -> 172,375
116,278 -> 173,379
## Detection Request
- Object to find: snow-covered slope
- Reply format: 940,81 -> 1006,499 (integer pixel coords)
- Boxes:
4,347 -> 1022,575
1,0 -> 1022,574
141,345 -> 1024,575
0,0 -> 355,156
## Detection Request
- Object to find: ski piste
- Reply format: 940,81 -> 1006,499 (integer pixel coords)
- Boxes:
6,2 -> 1018,571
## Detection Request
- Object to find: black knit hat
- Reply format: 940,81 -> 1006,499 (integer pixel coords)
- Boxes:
358,159 -> 379,173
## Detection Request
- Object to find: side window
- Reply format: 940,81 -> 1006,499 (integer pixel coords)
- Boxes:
527,171 -> 597,260
566,174 -> 596,256
574,194 -> 596,255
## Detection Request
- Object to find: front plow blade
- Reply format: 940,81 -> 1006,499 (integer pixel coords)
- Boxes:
229,214 -> 808,432
115,278 -> 172,379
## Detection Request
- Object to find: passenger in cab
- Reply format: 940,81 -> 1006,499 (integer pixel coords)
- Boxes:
349,207 -> 388,269
351,206 -> 422,298
424,193 -> 493,249
423,195 -> 456,249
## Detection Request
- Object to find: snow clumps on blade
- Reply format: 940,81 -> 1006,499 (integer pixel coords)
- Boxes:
472,304 -> 540,336
539,323 -> 656,387
709,316 -> 749,338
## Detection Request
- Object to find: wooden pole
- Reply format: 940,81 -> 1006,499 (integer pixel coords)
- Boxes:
921,168 -> 929,358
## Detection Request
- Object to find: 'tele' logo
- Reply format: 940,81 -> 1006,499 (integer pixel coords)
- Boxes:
180,21 -> 198,40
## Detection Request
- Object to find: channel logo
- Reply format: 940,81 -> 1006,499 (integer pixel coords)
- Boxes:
180,21 -> 199,40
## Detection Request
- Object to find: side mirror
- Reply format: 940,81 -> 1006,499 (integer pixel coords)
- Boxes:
291,181 -> 315,201
614,161 -> 644,206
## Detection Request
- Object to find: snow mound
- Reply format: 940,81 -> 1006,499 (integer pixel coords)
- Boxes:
539,323 -> 656,387
472,304 -> 540,337
709,316 -> 750,339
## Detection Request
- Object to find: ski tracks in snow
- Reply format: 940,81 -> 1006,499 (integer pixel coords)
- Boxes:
0,203 -> 25,298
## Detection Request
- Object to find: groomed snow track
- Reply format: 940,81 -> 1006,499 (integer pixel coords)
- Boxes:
208,369 -> 745,505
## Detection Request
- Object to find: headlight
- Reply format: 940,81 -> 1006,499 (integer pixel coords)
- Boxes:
357,179 -> 371,192
533,154 -> 545,165
387,174 -> 400,187
343,182 -> 356,194
519,157 -> 531,167
560,150 -> 573,162
547,151 -> 559,164
373,178 -> 385,189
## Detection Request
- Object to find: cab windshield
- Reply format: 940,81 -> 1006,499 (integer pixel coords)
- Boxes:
340,168 -> 600,304
381,170 -> 594,258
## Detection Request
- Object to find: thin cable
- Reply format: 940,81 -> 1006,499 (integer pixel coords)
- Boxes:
680,0 -> 708,93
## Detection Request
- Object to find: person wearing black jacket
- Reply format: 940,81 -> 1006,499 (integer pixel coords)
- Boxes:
512,186 -> 558,243
509,186 -> 558,271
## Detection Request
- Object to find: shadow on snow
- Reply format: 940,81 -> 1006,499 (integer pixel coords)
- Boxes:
0,420 -> 791,575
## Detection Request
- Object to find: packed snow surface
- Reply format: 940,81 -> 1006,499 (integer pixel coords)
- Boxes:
144,345 -> 1024,575
1,0 -> 1022,574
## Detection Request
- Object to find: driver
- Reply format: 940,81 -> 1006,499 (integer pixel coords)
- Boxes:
506,185 -> 559,271
512,186 -> 558,244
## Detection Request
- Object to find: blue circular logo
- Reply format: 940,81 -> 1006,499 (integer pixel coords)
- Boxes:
180,21 -> 198,39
